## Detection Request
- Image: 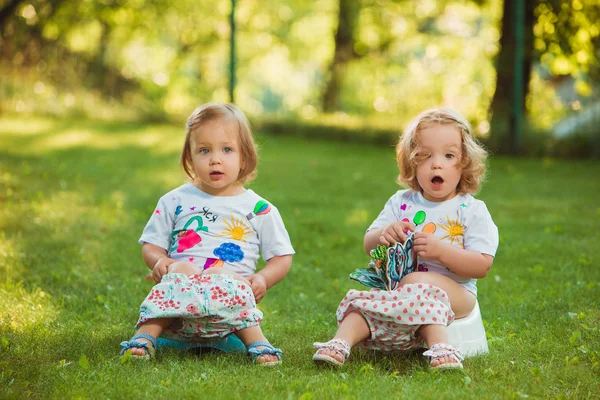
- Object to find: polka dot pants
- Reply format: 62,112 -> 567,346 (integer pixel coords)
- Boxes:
336,283 -> 454,352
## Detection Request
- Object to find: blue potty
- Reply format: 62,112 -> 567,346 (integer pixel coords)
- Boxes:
156,335 -> 246,353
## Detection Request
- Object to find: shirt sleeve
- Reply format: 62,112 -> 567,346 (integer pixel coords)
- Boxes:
138,196 -> 175,251
256,205 -> 295,261
463,201 -> 499,257
367,191 -> 403,232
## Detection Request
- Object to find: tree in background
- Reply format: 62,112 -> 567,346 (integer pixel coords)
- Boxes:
322,0 -> 360,113
0,0 -> 231,118
488,0 -> 534,154
2,0 -> 597,157
1,0 -> 138,105
489,0 -> 600,154
321,0 -> 394,113
320,0 -> 498,121
0,0 -> 502,122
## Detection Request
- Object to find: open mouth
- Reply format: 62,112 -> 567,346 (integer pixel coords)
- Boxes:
210,171 -> 224,178
431,176 -> 444,185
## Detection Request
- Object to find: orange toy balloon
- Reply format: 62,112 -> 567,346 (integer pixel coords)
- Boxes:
422,222 -> 437,234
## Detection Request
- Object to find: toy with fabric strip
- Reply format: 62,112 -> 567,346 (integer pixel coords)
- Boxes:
349,233 -> 417,290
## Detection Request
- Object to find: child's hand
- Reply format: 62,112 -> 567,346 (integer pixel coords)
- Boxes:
380,221 -> 415,246
247,273 -> 268,303
413,232 -> 447,261
152,256 -> 174,283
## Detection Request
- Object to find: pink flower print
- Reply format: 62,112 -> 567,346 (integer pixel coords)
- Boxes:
239,310 -> 249,319
176,229 -> 202,253
186,304 -> 198,313
401,204 -> 407,211
198,275 -> 211,283
418,263 -> 428,272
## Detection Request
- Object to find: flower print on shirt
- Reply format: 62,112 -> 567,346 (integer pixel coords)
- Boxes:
170,216 -> 209,253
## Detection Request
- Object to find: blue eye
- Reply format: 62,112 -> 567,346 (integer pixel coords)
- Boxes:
199,148 -> 209,155
223,147 -> 232,154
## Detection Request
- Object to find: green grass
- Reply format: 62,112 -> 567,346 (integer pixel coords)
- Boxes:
1,116 -> 599,399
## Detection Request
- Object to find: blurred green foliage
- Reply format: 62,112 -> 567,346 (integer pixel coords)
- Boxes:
0,0 -> 598,152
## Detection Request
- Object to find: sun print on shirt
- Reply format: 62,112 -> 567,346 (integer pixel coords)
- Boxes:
439,215 -> 465,248
220,215 -> 253,242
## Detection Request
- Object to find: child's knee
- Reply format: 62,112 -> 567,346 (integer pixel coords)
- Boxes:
168,261 -> 201,275
400,271 -> 429,285
204,268 -> 250,286
203,267 -> 222,275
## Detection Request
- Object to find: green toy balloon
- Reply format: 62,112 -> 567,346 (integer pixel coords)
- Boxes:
413,210 -> 426,225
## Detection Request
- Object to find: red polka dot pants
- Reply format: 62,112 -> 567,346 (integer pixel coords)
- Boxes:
336,283 -> 454,352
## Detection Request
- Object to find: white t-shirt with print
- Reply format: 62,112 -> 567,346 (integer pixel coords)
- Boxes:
139,183 -> 295,277
367,189 -> 499,296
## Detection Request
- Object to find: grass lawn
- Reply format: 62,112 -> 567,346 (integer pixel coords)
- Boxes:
1,116 -> 599,399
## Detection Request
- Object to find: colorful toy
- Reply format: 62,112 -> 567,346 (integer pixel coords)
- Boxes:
349,234 -> 417,290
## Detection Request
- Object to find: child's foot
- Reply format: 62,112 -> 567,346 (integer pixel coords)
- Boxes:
130,339 -> 154,356
246,341 -> 282,366
120,334 -> 157,359
423,343 -> 463,369
254,349 -> 279,364
313,339 -> 350,367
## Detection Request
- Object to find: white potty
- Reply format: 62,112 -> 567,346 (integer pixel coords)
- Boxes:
447,300 -> 488,358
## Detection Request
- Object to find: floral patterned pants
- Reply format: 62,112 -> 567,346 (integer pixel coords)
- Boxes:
135,273 -> 263,341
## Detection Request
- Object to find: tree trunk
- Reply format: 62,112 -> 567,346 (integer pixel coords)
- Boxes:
322,0 -> 360,113
0,0 -> 23,28
488,0 -> 535,154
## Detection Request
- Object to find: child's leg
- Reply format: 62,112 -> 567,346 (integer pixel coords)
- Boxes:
124,262 -> 201,356
400,272 -> 476,367
127,318 -> 173,356
315,310 -> 371,363
168,261 -> 203,275
235,325 -> 280,364
204,266 -> 252,286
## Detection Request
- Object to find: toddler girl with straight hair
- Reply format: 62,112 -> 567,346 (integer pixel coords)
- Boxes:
313,107 -> 498,369
119,103 -> 295,366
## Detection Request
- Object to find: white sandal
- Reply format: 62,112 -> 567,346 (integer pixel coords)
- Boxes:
312,339 -> 351,367
423,343 -> 464,369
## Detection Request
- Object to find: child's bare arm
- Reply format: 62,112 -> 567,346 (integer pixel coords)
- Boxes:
413,232 -> 493,279
142,242 -> 177,282
248,255 -> 292,303
364,227 -> 384,254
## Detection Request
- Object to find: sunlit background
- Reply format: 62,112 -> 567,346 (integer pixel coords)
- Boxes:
1,0 -> 599,155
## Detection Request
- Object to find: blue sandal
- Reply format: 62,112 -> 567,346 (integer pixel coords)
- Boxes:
246,341 -> 282,366
120,333 -> 157,359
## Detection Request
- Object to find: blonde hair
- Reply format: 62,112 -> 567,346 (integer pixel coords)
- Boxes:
396,107 -> 487,194
180,103 -> 258,185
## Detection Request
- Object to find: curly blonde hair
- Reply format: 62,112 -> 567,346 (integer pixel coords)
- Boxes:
396,107 -> 487,194
180,103 -> 258,185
